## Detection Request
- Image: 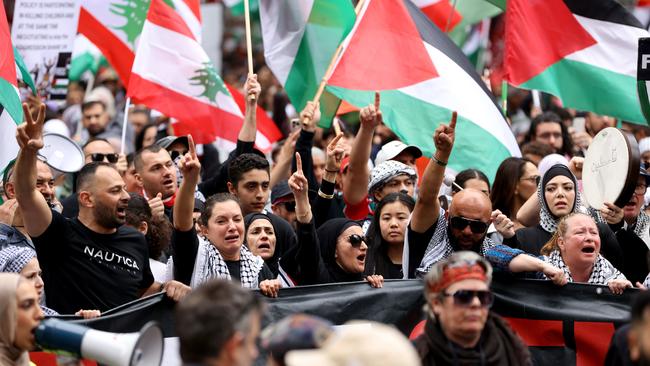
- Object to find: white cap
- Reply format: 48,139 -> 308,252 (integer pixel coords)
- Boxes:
43,119 -> 71,137
375,140 -> 422,165
639,137 -> 650,155
538,153 -> 569,177
285,322 -> 420,366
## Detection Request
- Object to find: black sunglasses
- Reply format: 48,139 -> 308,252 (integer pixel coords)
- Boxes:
442,289 -> 494,307
88,153 -> 119,163
348,234 -> 368,247
450,216 -> 488,234
170,150 -> 189,161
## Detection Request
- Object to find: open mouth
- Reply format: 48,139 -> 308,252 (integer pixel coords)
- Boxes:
257,243 -> 271,250
116,206 -> 127,217
581,246 -> 596,254
225,234 -> 239,242
163,179 -> 174,187
357,253 -> 366,263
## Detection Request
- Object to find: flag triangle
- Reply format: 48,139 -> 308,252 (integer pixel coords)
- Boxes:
328,0 -> 437,91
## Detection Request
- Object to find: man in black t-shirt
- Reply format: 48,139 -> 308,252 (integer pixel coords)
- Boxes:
13,102 -> 190,314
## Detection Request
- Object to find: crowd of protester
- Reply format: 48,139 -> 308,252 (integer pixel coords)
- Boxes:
3,35 -> 650,366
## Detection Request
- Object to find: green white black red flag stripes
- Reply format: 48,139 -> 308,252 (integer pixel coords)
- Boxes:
505,0 -> 650,125
325,0 -> 519,180
127,0 -> 281,151
259,0 -> 355,116
78,0 -> 201,85
0,2 -> 21,177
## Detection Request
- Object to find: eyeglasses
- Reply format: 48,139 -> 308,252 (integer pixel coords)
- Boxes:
635,184 -> 648,195
520,175 -> 541,185
170,150 -> 188,161
348,234 -> 368,248
441,289 -> 494,307
449,216 -> 489,234
87,153 -> 119,163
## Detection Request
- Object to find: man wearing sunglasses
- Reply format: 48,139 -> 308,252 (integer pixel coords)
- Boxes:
414,251 -> 531,365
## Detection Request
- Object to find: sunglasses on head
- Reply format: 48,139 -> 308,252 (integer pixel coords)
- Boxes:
170,150 -> 189,161
450,216 -> 488,234
88,153 -> 119,163
348,234 -> 367,248
442,289 -> 494,307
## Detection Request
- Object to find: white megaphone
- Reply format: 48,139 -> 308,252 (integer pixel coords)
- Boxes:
39,133 -> 85,173
35,318 -> 164,366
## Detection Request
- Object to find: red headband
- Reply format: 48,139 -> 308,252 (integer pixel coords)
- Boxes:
428,263 -> 487,293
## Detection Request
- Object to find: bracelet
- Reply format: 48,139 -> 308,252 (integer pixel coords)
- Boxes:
325,168 -> 339,173
318,190 -> 334,199
432,154 -> 447,166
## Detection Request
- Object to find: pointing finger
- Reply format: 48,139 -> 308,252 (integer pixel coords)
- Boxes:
449,111 -> 457,130
295,152 -> 303,173
188,134 -> 196,159
374,91 -> 380,111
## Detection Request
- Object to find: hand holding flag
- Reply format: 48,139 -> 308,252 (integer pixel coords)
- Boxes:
16,103 -> 45,151
245,74 -> 261,106
299,101 -> 320,131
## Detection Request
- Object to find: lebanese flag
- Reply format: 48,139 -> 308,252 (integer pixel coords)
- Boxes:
411,0 -> 462,31
78,0 -> 201,86
0,2 -> 22,177
325,0 -> 519,180
128,0 -> 281,152
505,0 -> 650,125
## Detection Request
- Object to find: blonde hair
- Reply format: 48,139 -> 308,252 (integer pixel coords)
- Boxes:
540,212 -> 593,255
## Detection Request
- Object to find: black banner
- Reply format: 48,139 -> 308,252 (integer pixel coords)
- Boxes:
34,276 -> 636,366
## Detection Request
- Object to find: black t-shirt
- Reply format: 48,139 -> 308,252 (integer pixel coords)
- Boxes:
171,227 -> 274,286
32,211 -> 154,314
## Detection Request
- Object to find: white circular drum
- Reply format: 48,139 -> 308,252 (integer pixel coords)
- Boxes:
582,127 -> 640,209
39,133 -> 85,173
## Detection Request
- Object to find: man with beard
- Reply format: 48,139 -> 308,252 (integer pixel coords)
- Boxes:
613,167 -> 650,284
134,144 -> 178,219
13,102 -> 190,314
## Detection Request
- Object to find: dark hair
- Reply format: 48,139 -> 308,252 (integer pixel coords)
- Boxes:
176,279 -> 263,364
367,192 -> 415,277
520,141 -> 554,161
453,169 -> 490,194
125,193 -> 170,260
135,123 -> 157,152
525,111 -> 573,157
126,153 -> 135,168
228,153 -> 270,187
81,100 -> 106,113
82,137 -> 112,151
199,193 -> 241,227
490,157 -> 530,218
76,161 -> 116,191
134,144 -> 165,173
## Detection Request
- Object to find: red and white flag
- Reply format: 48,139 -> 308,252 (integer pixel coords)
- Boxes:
127,0 -> 281,151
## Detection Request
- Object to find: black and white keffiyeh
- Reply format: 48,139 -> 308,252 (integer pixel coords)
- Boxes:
167,236 -> 264,289
543,249 -> 625,285
538,180 -> 592,234
632,211 -> 650,239
415,208 -> 496,277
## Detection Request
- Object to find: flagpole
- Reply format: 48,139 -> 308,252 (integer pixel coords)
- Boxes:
244,0 -> 255,102
304,0 -> 367,135
120,97 -> 131,155
501,81 -> 508,116
444,0 -> 459,33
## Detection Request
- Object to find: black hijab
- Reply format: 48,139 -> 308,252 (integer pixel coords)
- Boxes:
244,212 -> 281,275
316,218 -> 365,283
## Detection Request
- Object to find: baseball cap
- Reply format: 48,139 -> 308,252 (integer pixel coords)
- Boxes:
271,180 -> 293,204
375,140 -> 422,166
155,135 -> 189,150
285,321 -> 420,366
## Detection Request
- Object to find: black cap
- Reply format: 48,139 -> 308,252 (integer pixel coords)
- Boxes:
271,180 -> 293,204
155,135 -> 189,150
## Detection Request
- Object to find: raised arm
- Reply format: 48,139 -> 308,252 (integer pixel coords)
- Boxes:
411,112 -> 456,233
314,134 -> 345,227
14,103 -> 51,237
292,101 -> 319,188
516,191 -> 540,227
173,135 -> 201,231
269,129 -> 299,189
343,92 -> 381,204
238,74 -> 261,143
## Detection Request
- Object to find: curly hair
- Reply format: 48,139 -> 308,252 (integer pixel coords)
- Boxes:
227,153 -> 270,187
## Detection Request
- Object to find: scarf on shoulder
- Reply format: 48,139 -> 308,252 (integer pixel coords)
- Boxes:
632,211 -> 650,238
167,236 -> 264,289
544,249 -> 625,285
415,314 -> 531,366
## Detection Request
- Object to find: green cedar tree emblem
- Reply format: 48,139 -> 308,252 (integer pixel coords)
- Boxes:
110,0 -> 175,47
190,62 -> 228,103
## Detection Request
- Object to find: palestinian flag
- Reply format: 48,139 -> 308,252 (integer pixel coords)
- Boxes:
259,0 -> 356,118
0,2 -> 22,179
325,0 -> 519,179
411,0 -> 462,32
505,0 -> 650,125
69,35 -> 108,82
128,0 -> 281,152
78,0 -> 202,86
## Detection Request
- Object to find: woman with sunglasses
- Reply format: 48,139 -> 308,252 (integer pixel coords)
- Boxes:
491,157 -> 539,231
414,251 -> 531,365
365,192 -> 414,279
288,153 -> 383,287
515,164 -> 624,270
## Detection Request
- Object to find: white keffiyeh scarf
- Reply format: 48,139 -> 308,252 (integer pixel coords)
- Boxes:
543,249 -> 625,285
167,236 -> 264,289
